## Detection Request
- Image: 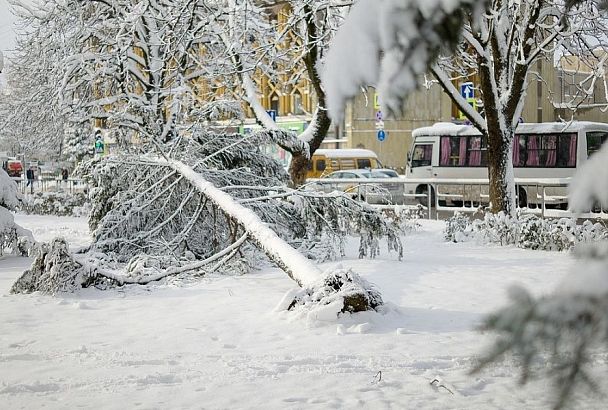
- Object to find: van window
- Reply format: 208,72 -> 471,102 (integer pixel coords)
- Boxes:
340,159 -> 356,169
316,159 -> 326,171
356,158 -> 371,169
587,132 -> 608,157
411,144 -> 433,167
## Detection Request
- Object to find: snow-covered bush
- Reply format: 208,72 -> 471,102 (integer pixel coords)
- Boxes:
20,191 -> 89,217
11,238 -> 87,294
0,168 -> 34,256
445,212 -> 608,251
444,212 -> 474,243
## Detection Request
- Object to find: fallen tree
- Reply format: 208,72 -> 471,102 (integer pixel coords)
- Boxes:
12,132 -> 400,313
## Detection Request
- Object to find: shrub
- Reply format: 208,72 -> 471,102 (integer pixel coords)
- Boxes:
20,191 -> 89,217
445,212 -> 608,251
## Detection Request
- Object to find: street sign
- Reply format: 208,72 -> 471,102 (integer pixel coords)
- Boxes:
460,82 -> 474,99
377,130 -> 386,142
458,82 -> 477,120
266,110 -> 277,122
375,120 -> 385,130
94,135 -> 105,154
374,93 -> 381,109
375,110 -> 383,121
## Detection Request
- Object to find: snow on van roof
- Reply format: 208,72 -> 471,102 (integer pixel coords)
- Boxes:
314,148 -> 378,158
412,121 -> 608,138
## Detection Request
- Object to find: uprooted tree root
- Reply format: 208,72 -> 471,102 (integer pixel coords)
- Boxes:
286,267 -> 383,314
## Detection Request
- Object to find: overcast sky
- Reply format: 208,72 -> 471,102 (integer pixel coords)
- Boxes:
0,0 -> 17,53
0,0 -> 18,85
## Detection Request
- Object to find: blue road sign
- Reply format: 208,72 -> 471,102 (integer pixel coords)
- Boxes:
266,110 -> 277,122
377,130 -> 386,142
460,82 -> 474,99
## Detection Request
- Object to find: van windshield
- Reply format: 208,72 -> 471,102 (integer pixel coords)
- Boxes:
411,144 -> 433,167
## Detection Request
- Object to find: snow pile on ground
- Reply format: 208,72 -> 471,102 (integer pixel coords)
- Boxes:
1,215 -> 607,409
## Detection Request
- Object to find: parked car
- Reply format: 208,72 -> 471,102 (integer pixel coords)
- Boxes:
369,169 -> 405,204
372,168 -> 400,178
3,159 -> 23,178
315,169 -> 403,204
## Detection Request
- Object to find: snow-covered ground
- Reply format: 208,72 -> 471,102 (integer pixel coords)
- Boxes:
0,214 -> 604,409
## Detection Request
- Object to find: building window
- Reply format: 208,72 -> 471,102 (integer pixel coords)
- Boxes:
270,93 -> 280,114
293,91 -> 304,115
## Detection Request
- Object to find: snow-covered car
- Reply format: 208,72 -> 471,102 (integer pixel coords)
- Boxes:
315,169 -> 403,204
368,169 -> 405,204
316,169 -> 371,200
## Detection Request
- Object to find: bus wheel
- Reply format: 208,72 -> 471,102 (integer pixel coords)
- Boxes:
416,185 -> 435,207
517,187 -> 528,209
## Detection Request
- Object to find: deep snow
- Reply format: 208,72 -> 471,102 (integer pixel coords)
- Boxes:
0,214 -> 605,409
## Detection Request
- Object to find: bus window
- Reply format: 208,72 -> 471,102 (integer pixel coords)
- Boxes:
587,132 -> 608,157
467,136 -> 487,166
440,136 -> 468,166
411,144 -> 433,167
316,159 -> 326,171
439,136 -> 487,167
513,134 -> 576,168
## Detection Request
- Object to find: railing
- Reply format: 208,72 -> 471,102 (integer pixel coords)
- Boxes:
306,176 -> 606,220
13,177 -> 88,195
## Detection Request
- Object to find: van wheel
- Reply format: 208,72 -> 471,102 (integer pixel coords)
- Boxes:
416,185 -> 435,207
517,187 -> 528,208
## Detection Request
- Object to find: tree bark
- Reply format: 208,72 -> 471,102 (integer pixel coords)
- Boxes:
288,4 -> 333,187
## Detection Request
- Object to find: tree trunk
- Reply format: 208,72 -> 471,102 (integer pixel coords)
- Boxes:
287,4 -> 333,187
487,126 -> 516,215
289,108 -> 332,187
477,50 -> 516,216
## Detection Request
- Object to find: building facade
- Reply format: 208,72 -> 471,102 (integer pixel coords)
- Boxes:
344,58 -> 608,173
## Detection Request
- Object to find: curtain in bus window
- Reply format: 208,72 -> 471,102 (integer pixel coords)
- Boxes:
568,134 -> 577,166
469,137 -> 482,166
526,135 -> 540,166
513,135 -> 521,166
440,136 -> 451,165
545,135 -> 557,166
458,137 -> 467,166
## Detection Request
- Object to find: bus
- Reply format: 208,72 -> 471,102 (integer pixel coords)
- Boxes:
405,121 -> 608,207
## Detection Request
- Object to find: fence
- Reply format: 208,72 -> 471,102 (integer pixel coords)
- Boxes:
306,176 -> 606,220
13,177 -> 88,195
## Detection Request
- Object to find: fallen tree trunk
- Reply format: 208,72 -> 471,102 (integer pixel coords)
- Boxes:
163,159 -> 382,313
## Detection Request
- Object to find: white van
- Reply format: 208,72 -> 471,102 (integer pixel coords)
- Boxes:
405,122 -> 608,207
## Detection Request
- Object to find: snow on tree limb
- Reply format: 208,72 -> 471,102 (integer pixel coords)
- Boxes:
164,158 -> 322,287
323,0 -> 481,120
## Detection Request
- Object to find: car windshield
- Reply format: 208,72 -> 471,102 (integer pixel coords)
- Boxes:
357,172 -> 372,178
372,170 -> 398,178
